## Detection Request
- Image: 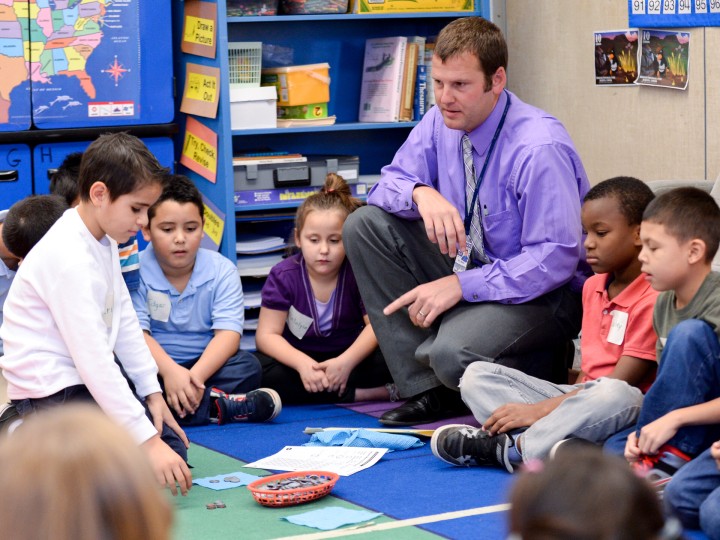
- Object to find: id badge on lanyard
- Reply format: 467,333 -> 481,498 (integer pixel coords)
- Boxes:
452,91 -> 511,273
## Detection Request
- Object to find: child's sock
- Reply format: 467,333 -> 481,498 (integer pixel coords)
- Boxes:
507,433 -> 523,464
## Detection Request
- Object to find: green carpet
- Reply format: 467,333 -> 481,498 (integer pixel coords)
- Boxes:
172,445 -> 442,540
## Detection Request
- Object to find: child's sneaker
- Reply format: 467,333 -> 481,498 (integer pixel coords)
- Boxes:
0,402 -> 19,434
549,437 -> 601,460
431,423 -> 514,472
210,387 -> 282,425
632,444 -> 691,492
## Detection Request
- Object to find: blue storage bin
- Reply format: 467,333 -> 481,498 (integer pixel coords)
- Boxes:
0,145 -> 32,210
33,138 -> 175,196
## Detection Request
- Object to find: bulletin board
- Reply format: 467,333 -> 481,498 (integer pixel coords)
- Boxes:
629,0 -> 720,27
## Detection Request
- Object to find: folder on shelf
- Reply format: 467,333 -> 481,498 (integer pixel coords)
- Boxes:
244,317 -> 259,331
237,253 -> 284,277
236,233 -> 287,254
276,116 -> 337,128
242,281 -> 263,309
240,332 -> 256,351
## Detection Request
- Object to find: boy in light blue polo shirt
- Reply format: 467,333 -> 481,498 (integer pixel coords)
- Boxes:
0,209 -> 19,357
132,175 -> 281,426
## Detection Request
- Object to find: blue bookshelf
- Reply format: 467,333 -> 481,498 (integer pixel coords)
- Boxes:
172,2 -> 487,261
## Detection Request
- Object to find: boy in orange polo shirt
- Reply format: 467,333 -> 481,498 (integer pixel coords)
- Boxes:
431,177 -> 659,471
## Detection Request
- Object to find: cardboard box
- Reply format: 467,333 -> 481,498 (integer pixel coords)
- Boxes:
353,0 -> 472,13
261,63 -> 330,107
230,86 -> 277,130
277,102 -> 328,120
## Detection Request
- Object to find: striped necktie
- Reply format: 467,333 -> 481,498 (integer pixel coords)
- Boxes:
462,134 -> 489,264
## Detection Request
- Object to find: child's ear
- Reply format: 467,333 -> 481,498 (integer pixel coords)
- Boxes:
632,224 -> 642,246
141,224 -> 151,242
293,227 -> 300,245
88,181 -> 109,205
687,238 -> 707,264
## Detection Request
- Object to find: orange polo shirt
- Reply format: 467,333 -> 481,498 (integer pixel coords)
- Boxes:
579,272 -> 658,392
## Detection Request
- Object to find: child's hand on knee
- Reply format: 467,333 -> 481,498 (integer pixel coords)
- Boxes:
162,364 -> 205,418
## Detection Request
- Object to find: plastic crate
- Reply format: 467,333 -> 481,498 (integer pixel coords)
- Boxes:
228,42 -> 262,88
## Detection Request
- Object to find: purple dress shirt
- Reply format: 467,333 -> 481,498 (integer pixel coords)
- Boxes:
367,90 -> 591,304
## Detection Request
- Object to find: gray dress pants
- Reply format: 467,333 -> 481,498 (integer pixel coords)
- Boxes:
343,205 -> 582,398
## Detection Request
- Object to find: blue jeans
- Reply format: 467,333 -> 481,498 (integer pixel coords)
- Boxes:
605,319 -> 720,457
173,349 -> 262,426
665,446 -> 720,539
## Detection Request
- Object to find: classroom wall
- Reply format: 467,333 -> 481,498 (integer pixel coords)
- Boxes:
504,0 -> 720,185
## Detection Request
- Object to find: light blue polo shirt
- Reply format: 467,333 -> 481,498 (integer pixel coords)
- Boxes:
131,245 -> 244,363
0,209 -> 16,356
0,258 -> 15,356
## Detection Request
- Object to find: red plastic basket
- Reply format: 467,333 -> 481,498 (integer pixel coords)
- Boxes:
247,470 -> 339,507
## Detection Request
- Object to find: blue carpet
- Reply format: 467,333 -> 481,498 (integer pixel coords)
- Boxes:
185,404 -> 513,539
185,404 -> 710,540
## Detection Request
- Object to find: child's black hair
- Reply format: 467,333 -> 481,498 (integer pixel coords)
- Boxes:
49,152 -> 82,206
643,186 -> 720,263
584,176 -> 654,226
78,133 -> 168,202
2,195 -> 69,259
147,174 -> 204,224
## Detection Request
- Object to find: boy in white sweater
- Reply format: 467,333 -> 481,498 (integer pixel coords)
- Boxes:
0,133 -> 192,496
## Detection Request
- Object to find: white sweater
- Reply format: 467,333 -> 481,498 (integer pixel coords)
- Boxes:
0,209 -> 160,443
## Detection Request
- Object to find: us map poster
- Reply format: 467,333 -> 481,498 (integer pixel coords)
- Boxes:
29,0 -> 142,126
0,0 -> 173,131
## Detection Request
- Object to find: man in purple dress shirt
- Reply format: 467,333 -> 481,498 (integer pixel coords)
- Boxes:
344,17 -> 591,426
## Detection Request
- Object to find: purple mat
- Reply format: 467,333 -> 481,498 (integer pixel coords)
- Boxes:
341,400 -> 481,429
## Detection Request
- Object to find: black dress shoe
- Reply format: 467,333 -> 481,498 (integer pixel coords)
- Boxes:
379,386 -> 468,426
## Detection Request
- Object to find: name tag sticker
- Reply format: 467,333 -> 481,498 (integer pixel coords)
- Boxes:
102,291 -> 114,328
607,310 -> 629,345
287,306 -> 313,340
147,290 -> 171,323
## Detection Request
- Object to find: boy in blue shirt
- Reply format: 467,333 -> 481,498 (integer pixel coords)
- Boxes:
0,209 -> 19,357
132,175 -> 280,425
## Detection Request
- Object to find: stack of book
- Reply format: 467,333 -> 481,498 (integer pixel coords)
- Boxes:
358,35 -> 430,123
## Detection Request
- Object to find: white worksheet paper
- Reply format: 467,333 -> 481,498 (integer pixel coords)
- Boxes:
244,446 -> 388,476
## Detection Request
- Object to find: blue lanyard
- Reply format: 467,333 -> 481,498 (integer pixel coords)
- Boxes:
463,91 -> 511,233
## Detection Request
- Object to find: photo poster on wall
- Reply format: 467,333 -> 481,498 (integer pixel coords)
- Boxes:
634,29 -> 690,90
594,30 -> 639,86
629,0 -> 720,28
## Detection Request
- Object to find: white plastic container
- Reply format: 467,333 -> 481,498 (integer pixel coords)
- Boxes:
230,86 -> 277,130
